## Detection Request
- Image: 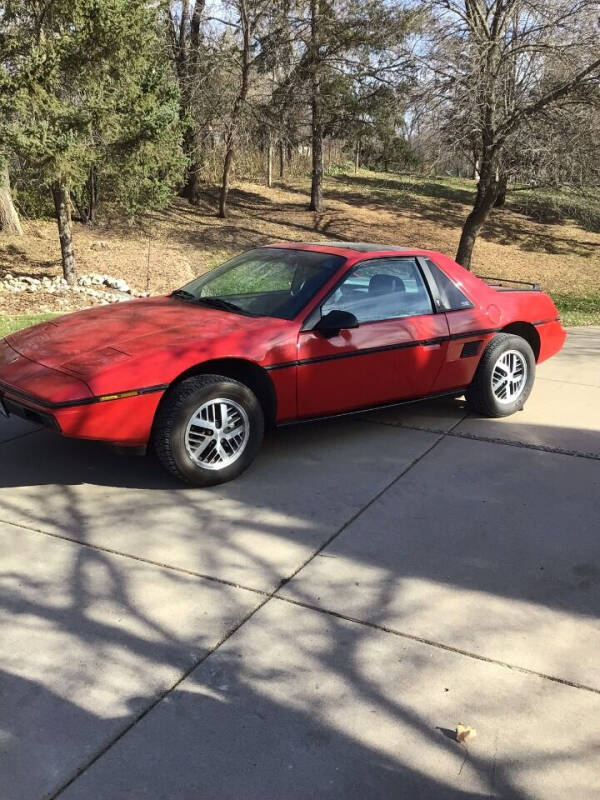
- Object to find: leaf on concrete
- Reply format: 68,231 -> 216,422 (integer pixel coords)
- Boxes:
456,723 -> 477,744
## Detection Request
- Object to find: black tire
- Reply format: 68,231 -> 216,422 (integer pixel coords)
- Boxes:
466,333 -> 536,418
152,374 -> 264,486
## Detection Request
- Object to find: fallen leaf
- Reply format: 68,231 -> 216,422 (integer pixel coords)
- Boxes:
456,723 -> 477,744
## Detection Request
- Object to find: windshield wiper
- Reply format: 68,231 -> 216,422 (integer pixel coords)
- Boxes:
172,290 -> 256,316
171,289 -> 196,301
194,296 -> 254,315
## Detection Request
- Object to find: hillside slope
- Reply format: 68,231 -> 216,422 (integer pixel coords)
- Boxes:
1,171 -> 598,325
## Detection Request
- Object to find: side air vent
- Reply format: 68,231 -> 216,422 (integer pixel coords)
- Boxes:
461,340 -> 483,358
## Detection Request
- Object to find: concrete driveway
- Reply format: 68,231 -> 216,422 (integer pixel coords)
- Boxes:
1,327 -> 599,800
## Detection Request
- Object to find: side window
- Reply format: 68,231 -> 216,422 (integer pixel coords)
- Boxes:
322,258 -> 433,323
426,259 -> 473,311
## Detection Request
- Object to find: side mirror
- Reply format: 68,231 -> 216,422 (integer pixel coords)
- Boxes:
314,309 -> 359,337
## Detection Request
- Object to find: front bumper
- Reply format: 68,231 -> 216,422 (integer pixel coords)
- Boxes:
0,383 -> 165,446
1,395 -> 60,431
0,340 -> 165,446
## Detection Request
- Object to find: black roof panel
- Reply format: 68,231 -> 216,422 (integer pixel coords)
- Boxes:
306,242 -> 409,252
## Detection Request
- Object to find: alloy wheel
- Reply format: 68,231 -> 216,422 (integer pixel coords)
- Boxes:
184,398 -> 250,469
491,349 -> 528,404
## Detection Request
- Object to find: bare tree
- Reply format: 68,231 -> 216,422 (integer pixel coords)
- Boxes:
303,0 -> 416,212
216,0 -> 271,218
266,131 -> 274,187
308,0 -> 323,211
219,1 -> 251,217
418,0 -> 600,269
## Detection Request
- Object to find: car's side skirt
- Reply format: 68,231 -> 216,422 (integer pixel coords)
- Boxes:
276,387 -> 468,428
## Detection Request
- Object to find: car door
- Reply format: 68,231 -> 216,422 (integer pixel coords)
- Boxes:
296,257 -> 449,418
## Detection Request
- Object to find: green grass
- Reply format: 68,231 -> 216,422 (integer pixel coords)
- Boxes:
328,170 -> 600,233
328,171 -> 476,208
0,313 -> 58,338
553,292 -> 600,327
507,186 -> 600,233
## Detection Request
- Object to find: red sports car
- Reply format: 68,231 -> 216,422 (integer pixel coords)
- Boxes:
0,243 -> 566,485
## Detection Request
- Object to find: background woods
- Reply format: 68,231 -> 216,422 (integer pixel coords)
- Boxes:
0,0 -> 599,283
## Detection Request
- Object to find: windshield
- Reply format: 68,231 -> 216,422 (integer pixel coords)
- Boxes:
173,248 -> 345,320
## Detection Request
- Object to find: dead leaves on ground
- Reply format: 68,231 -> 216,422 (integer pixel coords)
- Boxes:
456,723 -> 477,744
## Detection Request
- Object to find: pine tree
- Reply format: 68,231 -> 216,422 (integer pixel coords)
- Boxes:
0,0 -> 185,282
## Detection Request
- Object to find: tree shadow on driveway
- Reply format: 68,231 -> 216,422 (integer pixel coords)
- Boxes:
0,408 -> 599,798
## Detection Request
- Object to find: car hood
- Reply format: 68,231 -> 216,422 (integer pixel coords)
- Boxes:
6,296 -> 271,373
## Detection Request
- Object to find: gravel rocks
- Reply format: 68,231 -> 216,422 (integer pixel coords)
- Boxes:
0,272 -> 149,304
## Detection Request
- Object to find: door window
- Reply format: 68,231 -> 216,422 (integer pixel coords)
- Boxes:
321,258 -> 433,323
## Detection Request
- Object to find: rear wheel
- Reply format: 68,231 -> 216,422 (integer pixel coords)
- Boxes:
153,374 -> 264,486
466,333 -> 535,418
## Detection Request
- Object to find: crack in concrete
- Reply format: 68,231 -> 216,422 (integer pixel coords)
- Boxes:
537,376 -> 599,388
0,426 -> 42,446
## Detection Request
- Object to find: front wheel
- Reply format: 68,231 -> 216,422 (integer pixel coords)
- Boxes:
466,333 -> 535,418
153,374 -> 264,486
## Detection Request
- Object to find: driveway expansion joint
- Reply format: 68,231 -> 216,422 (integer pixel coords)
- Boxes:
0,517 -> 271,599
537,376 -> 600,388
360,417 -> 600,460
269,428 -> 451,594
273,595 -> 600,697
49,588 -> 273,799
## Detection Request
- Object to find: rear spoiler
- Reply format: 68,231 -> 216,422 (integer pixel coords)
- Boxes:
475,275 -> 541,291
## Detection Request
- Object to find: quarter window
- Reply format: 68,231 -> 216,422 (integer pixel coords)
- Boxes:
426,259 -> 473,311
321,258 -> 433,323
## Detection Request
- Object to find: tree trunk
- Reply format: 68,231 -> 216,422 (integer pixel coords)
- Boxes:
309,0 -> 323,213
266,134 -> 273,188
456,163 -> 498,270
219,145 -> 234,218
181,0 -> 206,204
88,166 -> 98,224
279,140 -> 285,180
494,173 -> 507,207
51,181 -> 77,285
183,137 -> 204,204
218,0 -> 250,219
0,161 -> 23,236
354,140 -> 360,173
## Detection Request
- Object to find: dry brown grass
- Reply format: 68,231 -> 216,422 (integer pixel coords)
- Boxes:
1,170 -> 598,320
